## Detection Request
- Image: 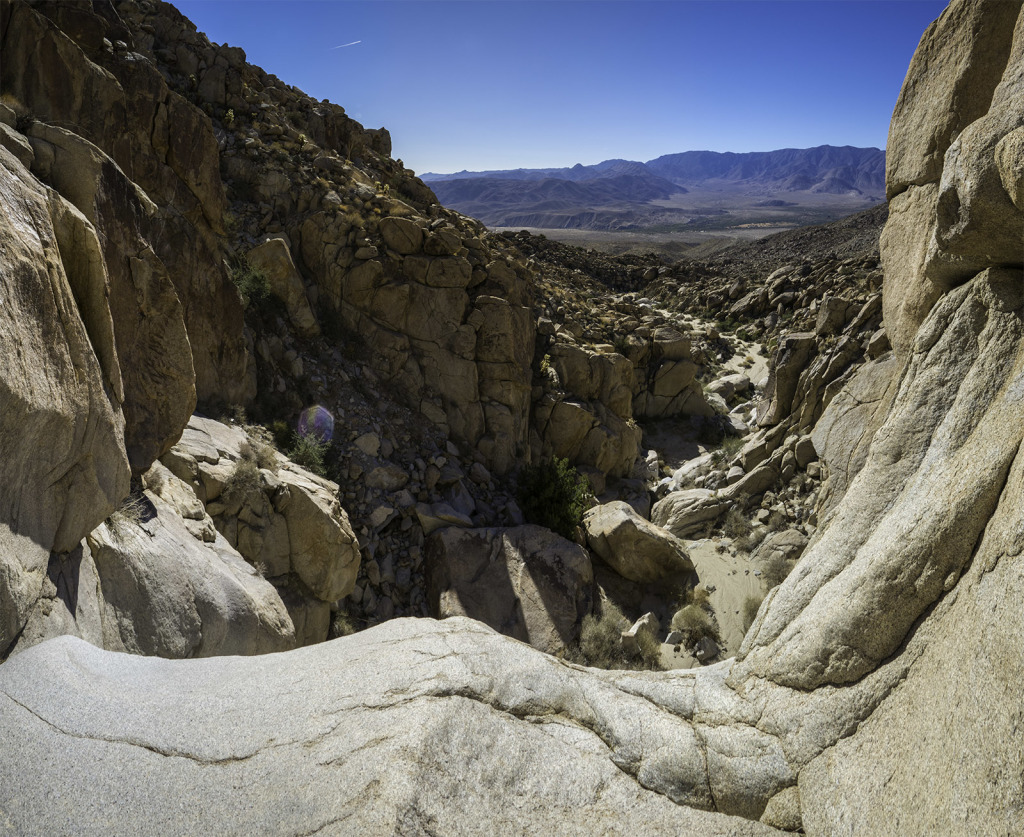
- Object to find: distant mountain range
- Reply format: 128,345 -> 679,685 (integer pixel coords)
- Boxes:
421,146 -> 886,231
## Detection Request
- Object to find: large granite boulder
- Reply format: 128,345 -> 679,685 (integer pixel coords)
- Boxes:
583,500 -> 693,583
86,491 -> 296,658
426,525 -> 593,654
28,121 -> 197,474
651,489 -> 731,538
246,235 -> 319,337
882,0 -> 1024,359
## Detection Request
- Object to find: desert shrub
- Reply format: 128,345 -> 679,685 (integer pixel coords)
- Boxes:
329,611 -> 357,639
721,435 -> 745,458
569,600 -> 661,671
722,508 -> 752,539
239,438 -> 278,472
634,628 -> 663,670
671,604 -> 719,644
222,457 -> 262,506
687,586 -> 712,611
229,256 -> 270,309
762,553 -> 794,588
570,600 -> 629,668
107,492 -> 149,540
517,457 -> 589,540
741,595 -> 763,632
289,433 -> 329,477
734,527 -> 767,555
766,511 -> 788,532
270,420 -> 294,451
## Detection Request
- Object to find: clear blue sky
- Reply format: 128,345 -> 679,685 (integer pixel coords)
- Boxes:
173,1 -> 948,174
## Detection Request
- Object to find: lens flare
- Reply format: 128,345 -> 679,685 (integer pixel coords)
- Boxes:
298,405 -> 334,443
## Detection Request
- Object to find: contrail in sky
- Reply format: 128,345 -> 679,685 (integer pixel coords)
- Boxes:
332,40 -> 361,49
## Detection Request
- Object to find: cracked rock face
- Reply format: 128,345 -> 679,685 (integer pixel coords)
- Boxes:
0,618 -> 787,836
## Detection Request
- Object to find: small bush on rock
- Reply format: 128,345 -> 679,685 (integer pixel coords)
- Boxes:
723,508 -> 752,539
229,256 -> 270,310
517,457 -> 589,540
734,527 -> 767,554
762,553 -> 795,588
239,438 -> 278,472
289,433 -> 329,477
107,491 -> 150,540
222,458 -> 262,507
330,611 -> 357,638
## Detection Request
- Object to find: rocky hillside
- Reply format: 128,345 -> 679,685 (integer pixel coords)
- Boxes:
1,0 -> 1023,834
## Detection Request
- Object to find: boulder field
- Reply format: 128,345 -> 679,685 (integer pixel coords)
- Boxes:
1,0 -> 1023,835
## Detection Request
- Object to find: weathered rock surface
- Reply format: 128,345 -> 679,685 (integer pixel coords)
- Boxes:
810,355 -> 899,518
583,501 -> 693,583
0,146 -> 130,654
86,492 -> 296,657
2,0 -> 254,406
738,267 -> 1024,689
162,415 -> 361,639
882,0 -> 1024,358
426,525 -> 593,654
0,619 -> 793,836
28,120 -> 197,473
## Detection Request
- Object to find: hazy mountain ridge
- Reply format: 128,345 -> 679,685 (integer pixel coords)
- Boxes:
425,145 -> 885,231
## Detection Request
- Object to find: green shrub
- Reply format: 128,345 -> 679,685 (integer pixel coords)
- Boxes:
517,457 -> 589,540
107,492 -> 148,540
270,420 -> 294,451
634,629 -> 663,670
289,433 -> 329,477
229,257 -> 270,309
734,527 -> 767,554
721,435 -> 745,458
687,586 -> 712,611
330,611 -> 357,639
239,438 -> 278,472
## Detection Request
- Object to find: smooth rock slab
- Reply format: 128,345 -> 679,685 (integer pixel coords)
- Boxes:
0,619 -> 787,837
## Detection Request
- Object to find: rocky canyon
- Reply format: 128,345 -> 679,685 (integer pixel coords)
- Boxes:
0,0 -> 1022,834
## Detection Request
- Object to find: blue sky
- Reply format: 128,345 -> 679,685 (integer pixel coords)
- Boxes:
173,1 -> 948,174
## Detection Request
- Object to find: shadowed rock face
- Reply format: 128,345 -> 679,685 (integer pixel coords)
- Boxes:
1,1 -> 1024,835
